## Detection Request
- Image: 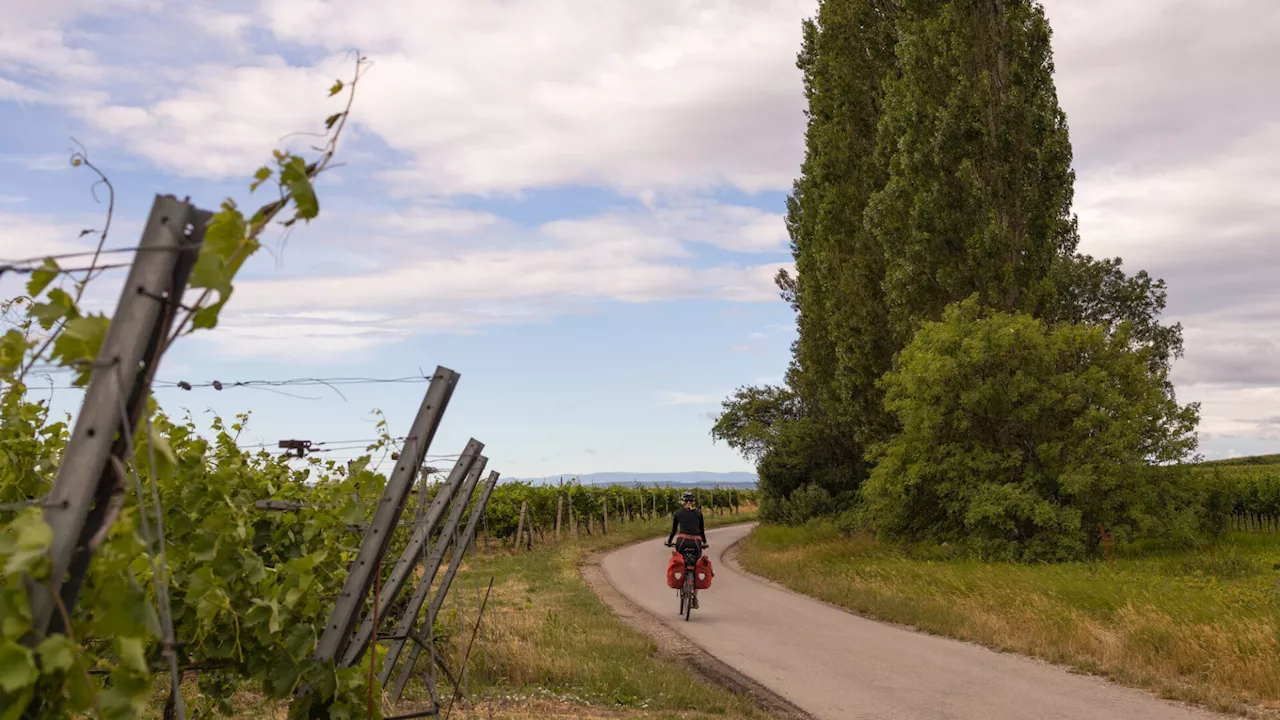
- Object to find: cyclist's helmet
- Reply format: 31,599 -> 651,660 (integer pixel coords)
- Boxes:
681,491 -> 695,504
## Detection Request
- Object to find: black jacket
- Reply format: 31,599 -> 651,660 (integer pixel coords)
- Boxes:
668,507 -> 706,544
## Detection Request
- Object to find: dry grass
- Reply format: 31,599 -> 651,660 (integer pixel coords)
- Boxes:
397,509 -> 767,716
738,523 -> 1280,718
145,509 -> 763,719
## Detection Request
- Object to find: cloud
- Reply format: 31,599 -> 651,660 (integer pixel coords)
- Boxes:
1029,0 -> 1280,460
189,202 -> 789,359
65,58 -> 343,179
7,0 -> 1279,465
29,0 -> 813,195
0,210 -> 100,260
658,392 -> 719,406
0,0 -> 162,84
1043,0 -> 1280,174
0,78 -> 44,103
374,207 -> 499,235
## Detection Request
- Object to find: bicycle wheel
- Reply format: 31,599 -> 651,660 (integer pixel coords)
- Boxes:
679,587 -> 686,616
684,576 -> 693,621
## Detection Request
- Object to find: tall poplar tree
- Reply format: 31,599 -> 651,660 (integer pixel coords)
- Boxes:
775,0 -> 901,496
867,0 -> 1079,345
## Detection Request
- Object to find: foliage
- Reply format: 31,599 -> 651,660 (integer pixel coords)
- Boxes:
716,0 -> 1199,546
861,299 -> 1200,561
1179,464 -> 1280,534
759,483 -> 834,526
1039,253 -> 1185,381
710,385 -> 801,464
482,481 -> 756,544
868,0 -> 1079,341
0,59 -> 378,718
1,400 -> 393,718
780,0 -> 902,477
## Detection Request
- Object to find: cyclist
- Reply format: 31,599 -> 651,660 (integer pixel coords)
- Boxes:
665,491 -> 709,607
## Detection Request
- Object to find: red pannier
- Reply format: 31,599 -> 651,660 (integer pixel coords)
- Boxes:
695,556 -> 714,589
666,551 -> 685,589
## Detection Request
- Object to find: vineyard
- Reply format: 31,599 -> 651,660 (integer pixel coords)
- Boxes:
0,60 -> 746,720
1187,463 -> 1280,533
0,58 -> 761,720
481,481 -> 755,548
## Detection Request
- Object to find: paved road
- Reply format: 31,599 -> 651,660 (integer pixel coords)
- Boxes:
603,523 -> 1225,720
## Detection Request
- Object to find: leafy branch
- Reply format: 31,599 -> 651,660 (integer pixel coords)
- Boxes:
164,53 -> 370,349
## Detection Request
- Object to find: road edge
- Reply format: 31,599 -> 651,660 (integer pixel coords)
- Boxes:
580,524 -> 816,720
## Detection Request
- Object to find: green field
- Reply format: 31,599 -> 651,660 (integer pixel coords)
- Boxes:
737,522 -> 1280,717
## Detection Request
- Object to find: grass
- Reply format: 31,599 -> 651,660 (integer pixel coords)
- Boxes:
145,508 -> 764,719
737,523 -> 1280,717
417,508 -> 766,718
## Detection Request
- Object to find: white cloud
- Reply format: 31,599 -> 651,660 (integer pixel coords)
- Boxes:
658,391 -> 719,406
0,0 -> 161,83
375,207 -> 499,235
0,78 -> 44,103
188,203 -> 789,359
0,211 -> 97,260
66,57 -> 342,179
32,0 -> 812,195
8,0 -> 1280,463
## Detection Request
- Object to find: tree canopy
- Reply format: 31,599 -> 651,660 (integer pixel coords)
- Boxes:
712,0 -> 1200,558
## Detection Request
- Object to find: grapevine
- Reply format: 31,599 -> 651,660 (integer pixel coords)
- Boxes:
480,481 -> 756,545
0,57 -> 395,720
0,50 -> 758,718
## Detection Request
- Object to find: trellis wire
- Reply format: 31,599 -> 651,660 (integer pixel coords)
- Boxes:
113,365 -> 184,720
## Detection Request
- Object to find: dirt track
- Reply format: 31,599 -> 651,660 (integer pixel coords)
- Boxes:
600,522 -> 1227,720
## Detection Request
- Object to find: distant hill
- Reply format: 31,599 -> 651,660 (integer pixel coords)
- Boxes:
509,471 -> 758,489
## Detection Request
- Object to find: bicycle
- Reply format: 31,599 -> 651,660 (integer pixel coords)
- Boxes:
666,540 -> 708,621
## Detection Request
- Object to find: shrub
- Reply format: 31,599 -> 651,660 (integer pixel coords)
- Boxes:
761,483 -> 836,526
861,298 -> 1200,561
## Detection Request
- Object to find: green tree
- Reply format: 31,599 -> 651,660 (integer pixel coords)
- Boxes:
775,0 -> 903,494
867,0 -> 1079,348
710,385 -> 801,464
861,299 -> 1200,561
1040,254 -> 1184,378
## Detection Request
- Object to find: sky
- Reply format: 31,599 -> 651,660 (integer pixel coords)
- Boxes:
0,0 -> 1276,478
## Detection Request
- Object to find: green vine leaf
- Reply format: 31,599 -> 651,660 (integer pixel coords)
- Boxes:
280,156 -> 319,222
190,202 -> 257,331
0,330 -> 32,374
0,590 -> 31,640
30,288 -> 80,331
114,637 -> 148,675
35,635 -> 75,674
250,166 -> 273,192
2,510 -> 52,577
25,259 -> 60,298
328,79 -> 344,97
50,314 -> 109,386
0,640 -> 37,693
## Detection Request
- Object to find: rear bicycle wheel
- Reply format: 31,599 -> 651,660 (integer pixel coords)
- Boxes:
684,576 -> 694,621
